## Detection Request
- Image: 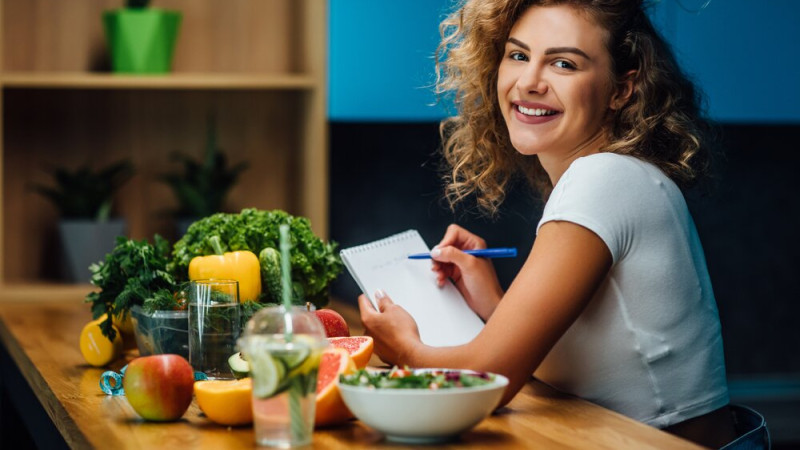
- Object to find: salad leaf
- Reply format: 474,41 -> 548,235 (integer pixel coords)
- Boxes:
340,367 -> 494,389
85,235 -> 179,340
168,208 -> 342,308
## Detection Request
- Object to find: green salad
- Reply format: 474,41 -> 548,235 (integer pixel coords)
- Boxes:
339,366 -> 495,390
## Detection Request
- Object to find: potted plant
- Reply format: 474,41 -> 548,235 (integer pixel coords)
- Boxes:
103,0 -> 182,74
160,116 -> 249,236
31,160 -> 134,282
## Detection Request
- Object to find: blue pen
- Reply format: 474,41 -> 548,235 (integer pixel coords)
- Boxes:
407,247 -> 517,259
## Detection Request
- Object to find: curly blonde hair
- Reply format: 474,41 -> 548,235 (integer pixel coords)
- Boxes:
436,0 -> 712,215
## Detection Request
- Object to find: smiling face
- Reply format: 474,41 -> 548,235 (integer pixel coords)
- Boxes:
497,5 -> 620,168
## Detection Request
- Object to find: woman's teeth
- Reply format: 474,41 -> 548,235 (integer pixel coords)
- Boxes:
517,105 -> 558,116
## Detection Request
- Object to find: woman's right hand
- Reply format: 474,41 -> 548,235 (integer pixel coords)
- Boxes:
431,224 -> 504,320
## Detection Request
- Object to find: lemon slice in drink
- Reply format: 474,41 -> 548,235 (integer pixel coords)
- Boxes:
248,352 -> 285,398
243,335 -> 321,398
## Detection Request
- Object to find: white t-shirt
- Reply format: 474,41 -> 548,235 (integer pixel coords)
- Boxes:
534,153 -> 729,428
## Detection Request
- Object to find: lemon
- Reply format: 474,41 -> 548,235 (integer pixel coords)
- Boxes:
79,320 -> 123,367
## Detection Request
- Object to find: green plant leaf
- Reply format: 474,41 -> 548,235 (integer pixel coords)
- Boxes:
159,116 -> 248,218
30,160 -> 134,219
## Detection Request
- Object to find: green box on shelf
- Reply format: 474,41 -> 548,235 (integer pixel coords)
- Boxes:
103,8 -> 181,74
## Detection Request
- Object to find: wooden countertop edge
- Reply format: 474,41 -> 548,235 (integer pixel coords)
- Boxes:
0,315 -> 93,449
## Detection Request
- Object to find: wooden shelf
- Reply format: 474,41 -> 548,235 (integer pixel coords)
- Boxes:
0,72 -> 318,90
0,0 -> 329,288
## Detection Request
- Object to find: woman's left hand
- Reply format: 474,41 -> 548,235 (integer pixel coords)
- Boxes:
358,291 -> 422,366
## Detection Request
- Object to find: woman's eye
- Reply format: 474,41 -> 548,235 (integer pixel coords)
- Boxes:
554,60 -> 576,70
509,51 -> 528,62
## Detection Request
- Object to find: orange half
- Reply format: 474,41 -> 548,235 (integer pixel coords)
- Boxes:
194,378 -> 253,426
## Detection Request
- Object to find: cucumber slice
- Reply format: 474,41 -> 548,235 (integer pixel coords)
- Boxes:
281,345 -> 310,370
273,338 -> 312,370
249,353 -> 281,398
228,352 -> 251,379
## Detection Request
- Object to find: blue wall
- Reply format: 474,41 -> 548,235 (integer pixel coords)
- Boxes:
329,0 -> 800,123
328,0 -> 450,121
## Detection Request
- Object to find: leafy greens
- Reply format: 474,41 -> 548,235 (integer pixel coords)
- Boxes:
169,208 -> 342,308
86,235 -> 178,340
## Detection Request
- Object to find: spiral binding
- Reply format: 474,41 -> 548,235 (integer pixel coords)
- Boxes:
339,229 -> 418,255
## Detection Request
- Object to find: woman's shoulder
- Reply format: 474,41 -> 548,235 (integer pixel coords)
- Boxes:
549,152 -> 682,216
563,152 -> 674,193
571,152 -> 655,175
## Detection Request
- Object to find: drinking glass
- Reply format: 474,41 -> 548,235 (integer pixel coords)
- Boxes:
188,279 -> 240,380
238,306 -> 328,448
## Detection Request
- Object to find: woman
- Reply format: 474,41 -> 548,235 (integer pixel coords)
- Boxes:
358,0 -> 737,447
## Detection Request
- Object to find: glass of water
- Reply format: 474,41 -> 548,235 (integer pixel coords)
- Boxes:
188,279 -> 240,379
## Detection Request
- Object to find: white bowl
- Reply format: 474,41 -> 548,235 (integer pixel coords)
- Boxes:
337,368 -> 509,443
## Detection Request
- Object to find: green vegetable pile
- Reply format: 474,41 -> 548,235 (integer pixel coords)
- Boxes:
86,208 -> 342,340
169,208 -> 342,307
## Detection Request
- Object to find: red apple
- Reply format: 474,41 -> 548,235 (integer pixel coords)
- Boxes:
123,354 -> 194,421
314,308 -> 350,337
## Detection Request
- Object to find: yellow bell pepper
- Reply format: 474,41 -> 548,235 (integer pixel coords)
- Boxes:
188,236 -> 262,302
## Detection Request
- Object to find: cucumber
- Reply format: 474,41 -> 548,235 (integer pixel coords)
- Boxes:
259,247 -> 283,303
228,352 -> 251,379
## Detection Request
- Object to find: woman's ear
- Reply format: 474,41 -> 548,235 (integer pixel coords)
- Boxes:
610,70 -> 637,111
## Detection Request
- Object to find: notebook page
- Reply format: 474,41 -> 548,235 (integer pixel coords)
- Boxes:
340,230 -> 484,347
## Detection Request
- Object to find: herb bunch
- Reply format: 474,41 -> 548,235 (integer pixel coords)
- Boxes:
86,235 -> 178,340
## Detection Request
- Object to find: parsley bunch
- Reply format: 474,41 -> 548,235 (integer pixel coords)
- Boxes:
86,235 -> 178,340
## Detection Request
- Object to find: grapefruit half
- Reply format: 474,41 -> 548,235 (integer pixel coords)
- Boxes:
327,336 -> 374,369
315,347 -> 356,427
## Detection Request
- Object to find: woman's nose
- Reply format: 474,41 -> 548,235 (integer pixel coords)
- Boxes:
517,65 -> 548,94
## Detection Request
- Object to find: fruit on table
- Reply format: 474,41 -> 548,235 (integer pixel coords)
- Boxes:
194,378 -> 253,426
229,336 -> 373,380
327,336 -> 374,369
79,317 -> 123,367
314,347 -> 356,427
123,355 -> 194,421
314,309 -> 350,338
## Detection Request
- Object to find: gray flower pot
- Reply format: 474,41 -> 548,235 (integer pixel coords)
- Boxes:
59,219 -> 126,283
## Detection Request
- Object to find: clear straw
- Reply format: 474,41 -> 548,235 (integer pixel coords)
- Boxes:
280,224 -> 308,442
279,224 -> 294,338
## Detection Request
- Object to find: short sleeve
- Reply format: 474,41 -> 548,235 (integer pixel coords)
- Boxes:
537,154 -> 653,263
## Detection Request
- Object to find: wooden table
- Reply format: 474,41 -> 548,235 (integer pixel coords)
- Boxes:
0,298 -> 702,449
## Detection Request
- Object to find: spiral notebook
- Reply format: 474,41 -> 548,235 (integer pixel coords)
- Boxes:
340,229 -> 484,347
